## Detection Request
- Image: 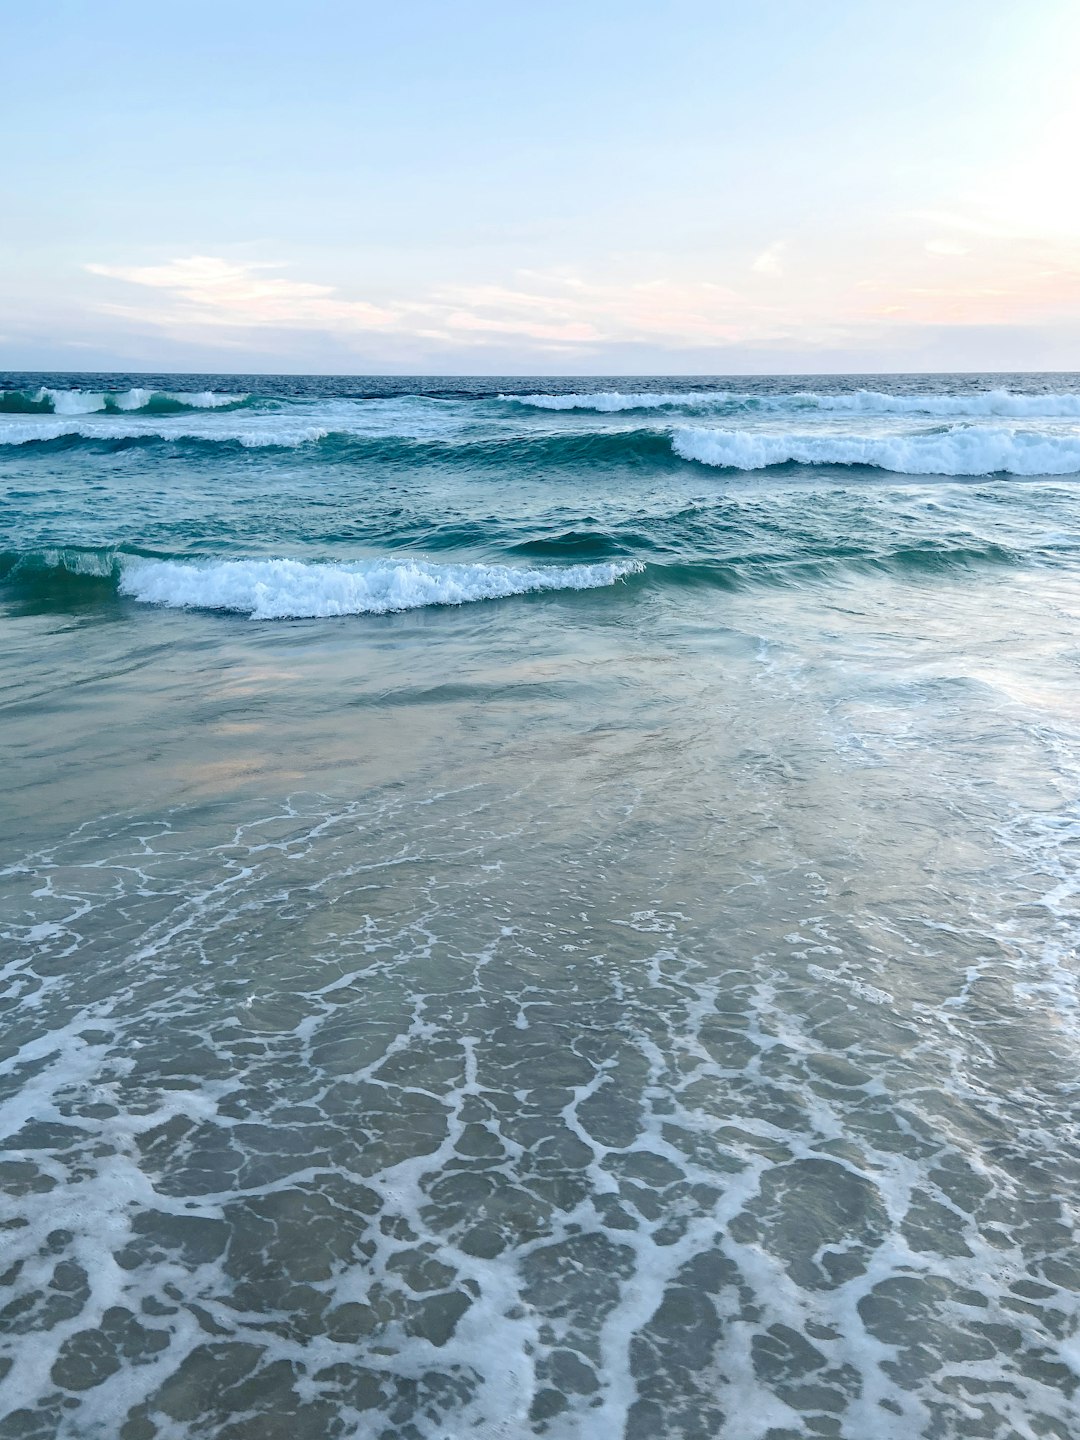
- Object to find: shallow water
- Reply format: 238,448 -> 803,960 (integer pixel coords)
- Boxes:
2,373 -> 1079,1438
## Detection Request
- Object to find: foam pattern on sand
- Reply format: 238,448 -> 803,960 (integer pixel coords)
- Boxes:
2,761 -> 1078,1440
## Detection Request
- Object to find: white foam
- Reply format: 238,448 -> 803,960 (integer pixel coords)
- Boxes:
117,556 -> 642,618
163,390 -> 244,408
4,760 -> 1080,1438
110,388 -> 155,410
103,388 -> 245,411
0,396 -> 442,447
504,388 -> 1080,417
0,418 -> 326,447
23,388 -> 245,415
672,424 -> 1080,476
805,388 -> 1080,417
38,387 -> 107,415
502,391 -> 734,412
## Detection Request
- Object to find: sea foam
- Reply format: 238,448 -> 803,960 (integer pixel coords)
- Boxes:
506,388 -> 1080,417
503,391 -> 734,412
0,419 -> 327,448
118,556 -> 641,618
672,424 -> 1080,476
805,388 -> 1080,417
32,387 -> 245,414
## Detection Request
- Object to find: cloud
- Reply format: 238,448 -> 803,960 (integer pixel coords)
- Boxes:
86,256 -> 394,330
925,238 -> 969,257
80,233 -> 1080,363
751,242 -> 786,276
908,210 -> 1014,240
85,255 -> 762,351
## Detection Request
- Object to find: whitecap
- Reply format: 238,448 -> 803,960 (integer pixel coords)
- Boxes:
0,419 -> 326,448
37,387 -> 108,415
502,391 -> 734,412
504,388 -> 1080,418
117,556 -> 642,619
803,388 -> 1080,418
672,424 -> 1080,476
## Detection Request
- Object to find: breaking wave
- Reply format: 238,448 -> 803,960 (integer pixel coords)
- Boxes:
0,419 -> 330,449
7,407 -> 1080,478
8,413 -> 1080,477
117,555 -> 642,618
502,390 -> 738,413
0,418 -> 676,462
803,388 -> 1080,417
2,535 -> 1050,624
0,386 -> 248,415
505,388 -> 1080,417
672,424 -> 1080,476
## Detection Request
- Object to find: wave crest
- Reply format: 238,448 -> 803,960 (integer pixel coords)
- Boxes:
0,419 -> 676,460
672,425 -> 1080,476
502,390 -> 736,413
0,419 -> 327,448
505,388 -> 1080,417
0,387 -> 248,416
118,556 -> 642,618
805,389 -> 1080,417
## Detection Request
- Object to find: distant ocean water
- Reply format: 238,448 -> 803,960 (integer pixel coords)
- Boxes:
2,371 -> 1079,1439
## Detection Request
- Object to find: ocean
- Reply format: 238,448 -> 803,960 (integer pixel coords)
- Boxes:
2,372 -> 1078,1439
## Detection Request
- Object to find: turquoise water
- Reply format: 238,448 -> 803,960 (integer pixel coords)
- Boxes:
2,373 -> 1079,1439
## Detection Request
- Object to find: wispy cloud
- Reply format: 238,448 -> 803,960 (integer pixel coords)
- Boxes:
86,256 -> 394,330
925,238 -> 969,257
82,232 -> 1080,361
751,242 -> 786,277
85,256 -> 764,351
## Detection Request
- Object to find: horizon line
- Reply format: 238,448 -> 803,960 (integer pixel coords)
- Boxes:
3,367 -> 1079,381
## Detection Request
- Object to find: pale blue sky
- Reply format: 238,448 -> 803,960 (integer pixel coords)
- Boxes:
3,0 -> 1078,373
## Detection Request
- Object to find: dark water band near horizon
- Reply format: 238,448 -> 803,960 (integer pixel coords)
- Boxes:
2,372 -> 1079,1440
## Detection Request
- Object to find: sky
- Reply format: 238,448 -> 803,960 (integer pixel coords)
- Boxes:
2,0 -> 1079,375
